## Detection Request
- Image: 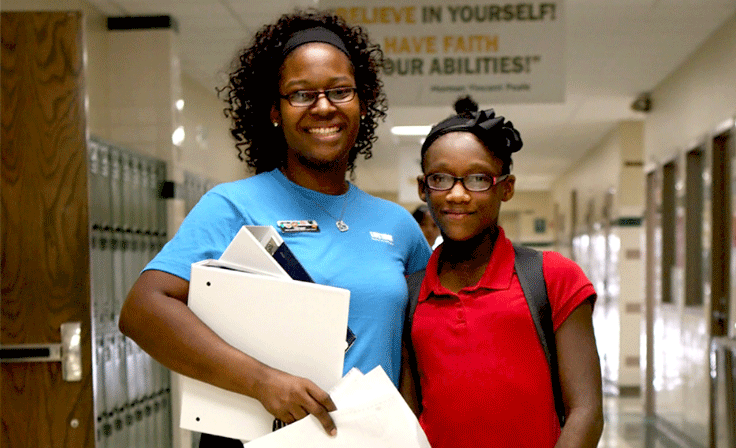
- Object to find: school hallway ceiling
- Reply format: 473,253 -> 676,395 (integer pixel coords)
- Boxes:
85,0 -> 736,193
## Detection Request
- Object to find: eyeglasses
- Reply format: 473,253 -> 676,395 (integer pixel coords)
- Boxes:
424,173 -> 509,192
279,87 -> 357,107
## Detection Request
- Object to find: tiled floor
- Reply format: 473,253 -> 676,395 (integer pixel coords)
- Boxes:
190,394 -> 715,448
598,395 -> 703,448
599,395 -> 652,448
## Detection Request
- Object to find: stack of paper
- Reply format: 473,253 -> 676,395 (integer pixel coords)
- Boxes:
178,226 -> 351,441
246,366 -> 431,448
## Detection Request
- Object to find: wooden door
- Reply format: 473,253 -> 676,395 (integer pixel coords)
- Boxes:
1,11 -> 94,448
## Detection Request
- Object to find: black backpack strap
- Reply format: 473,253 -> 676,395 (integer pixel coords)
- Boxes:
403,268 -> 426,410
513,245 -> 565,427
405,268 -> 426,342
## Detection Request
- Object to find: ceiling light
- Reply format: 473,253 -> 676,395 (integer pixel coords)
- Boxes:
390,125 -> 432,136
172,126 -> 185,146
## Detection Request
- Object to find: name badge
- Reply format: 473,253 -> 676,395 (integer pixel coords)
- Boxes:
277,220 -> 320,233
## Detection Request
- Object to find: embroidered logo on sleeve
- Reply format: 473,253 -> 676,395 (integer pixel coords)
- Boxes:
370,231 -> 394,245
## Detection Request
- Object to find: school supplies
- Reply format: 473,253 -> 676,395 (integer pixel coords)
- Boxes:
178,226 -> 351,441
242,226 -> 356,349
246,366 -> 431,448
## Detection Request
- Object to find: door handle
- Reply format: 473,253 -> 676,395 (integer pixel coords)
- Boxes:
0,322 -> 82,381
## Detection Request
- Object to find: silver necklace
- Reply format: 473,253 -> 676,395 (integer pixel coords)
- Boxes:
303,188 -> 351,232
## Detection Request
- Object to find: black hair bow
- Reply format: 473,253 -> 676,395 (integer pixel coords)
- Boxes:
420,108 -> 523,157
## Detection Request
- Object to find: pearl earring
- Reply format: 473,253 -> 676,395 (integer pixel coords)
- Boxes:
273,122 -> 278,127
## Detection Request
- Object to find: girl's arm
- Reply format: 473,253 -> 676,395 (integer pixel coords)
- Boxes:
554,300 -> 604,448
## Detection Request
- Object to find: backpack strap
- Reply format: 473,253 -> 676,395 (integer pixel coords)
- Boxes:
513,244 -> 565,427
405,268 -> 425,343
404,268 -> 426,410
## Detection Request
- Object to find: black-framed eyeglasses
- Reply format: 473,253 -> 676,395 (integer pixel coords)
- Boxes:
279,87 -> 357,107
424,173 -> 509,192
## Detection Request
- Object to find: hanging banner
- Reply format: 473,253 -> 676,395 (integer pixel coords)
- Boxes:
322,0 -> 565,106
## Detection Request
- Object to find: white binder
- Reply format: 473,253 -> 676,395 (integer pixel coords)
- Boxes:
179,227 -> 350,441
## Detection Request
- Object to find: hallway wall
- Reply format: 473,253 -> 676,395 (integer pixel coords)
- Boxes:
551,10 -> 736,445
645,13 -> 736,164
4,0 -> 245,187
551,119 -> 645,397
646,11 -> 735,443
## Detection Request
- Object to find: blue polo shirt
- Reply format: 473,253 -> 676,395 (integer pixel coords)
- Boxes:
146,169 -> 431,385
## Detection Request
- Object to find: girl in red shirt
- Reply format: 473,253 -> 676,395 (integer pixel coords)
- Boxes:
401,98 -> 604,448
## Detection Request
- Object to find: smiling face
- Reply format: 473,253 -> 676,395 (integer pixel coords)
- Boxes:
418,132 -> 515,242
271,42 -> 361,180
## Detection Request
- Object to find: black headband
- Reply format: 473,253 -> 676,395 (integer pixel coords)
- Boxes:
282,26 -> 350,58
420,108 -> 523,156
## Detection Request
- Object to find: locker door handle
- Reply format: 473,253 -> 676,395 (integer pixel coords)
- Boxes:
0,322 -> 82,381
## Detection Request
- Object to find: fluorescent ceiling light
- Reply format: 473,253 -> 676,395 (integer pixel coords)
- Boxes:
390,125 -> 432,136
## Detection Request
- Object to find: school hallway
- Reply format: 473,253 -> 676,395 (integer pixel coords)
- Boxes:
2,1 -> 736,448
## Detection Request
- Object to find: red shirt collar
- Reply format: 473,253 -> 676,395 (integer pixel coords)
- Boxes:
419,227 -> 516,302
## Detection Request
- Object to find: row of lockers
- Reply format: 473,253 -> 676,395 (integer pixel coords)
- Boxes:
88,138 -> 167,235
88,139 -> 173,448
90,228 -> 167,331
87,139 -> 223,447
88,139 -> 168,333
94,333 -> 172,448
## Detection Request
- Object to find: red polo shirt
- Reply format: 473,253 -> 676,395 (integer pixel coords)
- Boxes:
412,228 -> 596,448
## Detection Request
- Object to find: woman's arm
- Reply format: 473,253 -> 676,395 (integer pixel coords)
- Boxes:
554,299 -> 604,448
118,269 -> 337,435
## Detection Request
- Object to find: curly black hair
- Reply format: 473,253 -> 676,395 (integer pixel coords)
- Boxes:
219,8 -> 388,175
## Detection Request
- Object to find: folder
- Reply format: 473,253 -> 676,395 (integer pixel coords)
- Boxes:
219,226 -> 355,350
210,226 -> 292,279
245,366 -> 431,448
243,225 -> 314,282
178,228 -> 351,442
